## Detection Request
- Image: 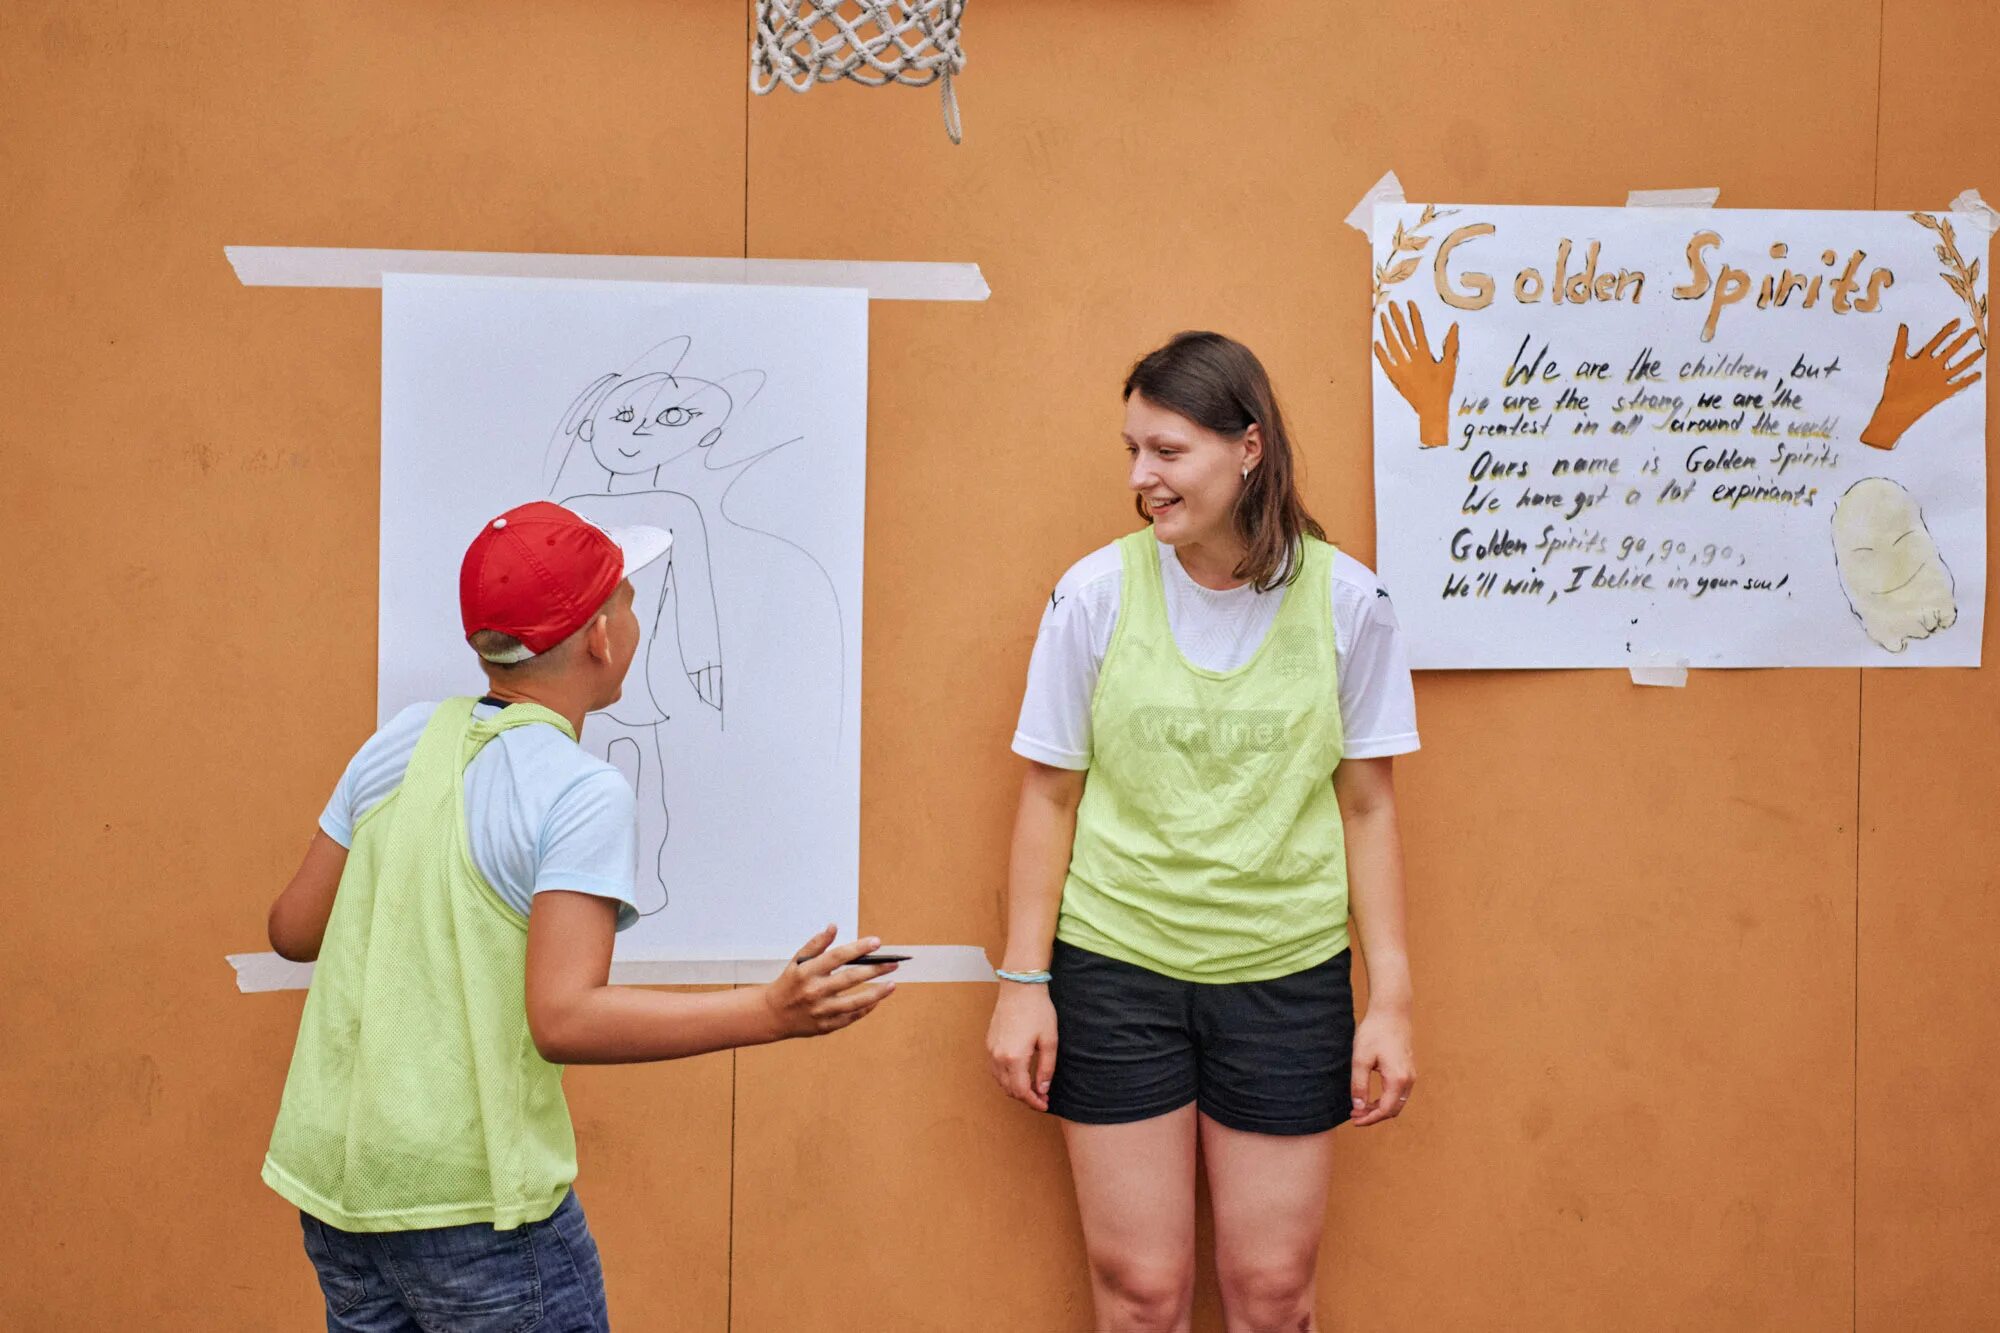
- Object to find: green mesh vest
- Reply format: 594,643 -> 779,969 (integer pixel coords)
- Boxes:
1057,531 -> 1349,983
264,698 -> 578,1232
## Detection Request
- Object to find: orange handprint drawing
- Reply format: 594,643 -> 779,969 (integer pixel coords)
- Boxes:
1373,300 -> 1460,448
1860,317 -> 1985,449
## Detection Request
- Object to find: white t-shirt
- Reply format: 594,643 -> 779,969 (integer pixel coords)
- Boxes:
320,700 -> 641,930
1013,539 -> 1421,769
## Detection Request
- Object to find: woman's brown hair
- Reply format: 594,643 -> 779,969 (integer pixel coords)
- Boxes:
1123,331 -> 1326,592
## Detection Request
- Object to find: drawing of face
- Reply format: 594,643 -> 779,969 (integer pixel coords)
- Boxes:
1123,392 -> 1259,550
1832,477 -> 1957,653
584,372 -> 737,477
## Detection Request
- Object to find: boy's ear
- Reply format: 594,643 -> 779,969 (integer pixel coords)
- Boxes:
585,612 -> 613,664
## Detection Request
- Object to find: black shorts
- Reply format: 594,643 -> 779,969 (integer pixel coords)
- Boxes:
1045,940 -> 1355,1136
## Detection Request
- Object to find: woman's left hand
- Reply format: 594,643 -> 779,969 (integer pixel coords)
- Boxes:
1349,1010 -> 1416,1127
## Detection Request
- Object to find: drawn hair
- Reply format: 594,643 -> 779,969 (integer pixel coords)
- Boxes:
1123,331 -> 1325,592
542,337 -> 774,494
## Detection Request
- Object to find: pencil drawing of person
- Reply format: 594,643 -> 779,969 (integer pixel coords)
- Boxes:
543,337 -> 844,916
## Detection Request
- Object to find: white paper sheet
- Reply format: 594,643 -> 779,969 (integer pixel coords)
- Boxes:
380,275 -> 867,959
1370,205 -> 1988,668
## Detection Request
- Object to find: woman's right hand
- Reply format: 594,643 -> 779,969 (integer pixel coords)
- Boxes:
986,982 -> 1059,1111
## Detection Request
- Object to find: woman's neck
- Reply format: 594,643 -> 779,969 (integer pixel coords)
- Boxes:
1167,531 -> 1249,590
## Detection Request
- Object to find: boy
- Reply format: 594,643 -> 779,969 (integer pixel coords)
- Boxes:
263,500 -> 895,1330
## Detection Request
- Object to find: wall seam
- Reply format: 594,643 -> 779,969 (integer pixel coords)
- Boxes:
1857,5 -> 1887,1328
727,1053 -> 738,1332
1852,669 -> 1864,1333
731,9 -> 753,1330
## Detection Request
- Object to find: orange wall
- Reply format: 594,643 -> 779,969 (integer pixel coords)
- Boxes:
3,2 -> 1994,1328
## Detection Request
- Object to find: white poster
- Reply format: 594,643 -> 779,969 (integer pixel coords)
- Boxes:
1370,204 -> 1989,668
381,275 -> 866,959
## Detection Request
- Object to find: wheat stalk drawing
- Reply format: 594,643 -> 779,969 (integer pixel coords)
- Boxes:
1371,205 -> 1458,311
1911,212 -> 1988,349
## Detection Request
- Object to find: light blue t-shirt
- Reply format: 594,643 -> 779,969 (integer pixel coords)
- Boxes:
320,700 -> 641,931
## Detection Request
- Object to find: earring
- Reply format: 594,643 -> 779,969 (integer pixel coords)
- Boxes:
1241,466 -> 1250,480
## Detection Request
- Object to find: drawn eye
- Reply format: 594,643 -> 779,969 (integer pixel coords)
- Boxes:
1851,546 -> 1873,553
612,406 -> 635,424
657,406 -> 702,427
1892,531 -> 1915,546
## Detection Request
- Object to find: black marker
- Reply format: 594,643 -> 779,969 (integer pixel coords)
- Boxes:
792,952 -> 911,967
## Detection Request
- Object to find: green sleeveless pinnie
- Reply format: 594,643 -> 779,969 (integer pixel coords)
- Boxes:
1057,531 -> 1349,983
264,698 -> 579,1232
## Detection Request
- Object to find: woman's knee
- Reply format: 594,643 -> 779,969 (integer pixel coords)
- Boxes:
1089,1251 -> 1195,1330
1215,1250 -> 1316,1330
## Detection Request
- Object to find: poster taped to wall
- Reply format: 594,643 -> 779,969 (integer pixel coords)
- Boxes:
380,274 -> 866,959
1370,204 -> 1989,668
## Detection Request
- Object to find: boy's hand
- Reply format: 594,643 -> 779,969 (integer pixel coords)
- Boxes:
762,926 -> 899,1039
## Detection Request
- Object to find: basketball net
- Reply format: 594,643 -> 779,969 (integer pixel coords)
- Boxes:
751,1 -> 968,143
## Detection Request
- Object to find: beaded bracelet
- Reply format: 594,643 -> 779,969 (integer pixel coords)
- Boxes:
995,968 -> 1053,984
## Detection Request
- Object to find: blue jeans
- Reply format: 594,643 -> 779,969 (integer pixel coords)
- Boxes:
299,1190 -> 610,1332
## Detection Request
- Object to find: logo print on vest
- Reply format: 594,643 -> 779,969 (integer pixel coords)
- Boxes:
1263,626 -> 1318,680
1130,706 -> 1290,753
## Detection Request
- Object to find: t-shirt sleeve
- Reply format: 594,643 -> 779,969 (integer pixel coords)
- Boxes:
317,703 -> 433,849
1011,561 -> 1115,771
1336,579 -> 1422,760
319,772 -> 359,849
534,770 -> 642,932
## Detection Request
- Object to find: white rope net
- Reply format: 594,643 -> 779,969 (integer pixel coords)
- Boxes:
751,1 -> 968,142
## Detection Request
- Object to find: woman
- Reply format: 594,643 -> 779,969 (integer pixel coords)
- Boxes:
986,332 -> 1419,1333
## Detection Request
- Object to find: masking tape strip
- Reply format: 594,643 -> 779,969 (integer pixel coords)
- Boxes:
228,944 -> 996,993
1619,189 -> 1718,685
1344,170 -> 1407,237
1625,187 -> 1722,208
1628,661 -> 1691,688
1948,188 -> 1999,238
225,247 -> 990,301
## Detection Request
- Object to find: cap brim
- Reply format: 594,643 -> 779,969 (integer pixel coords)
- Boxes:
604,523 -> 674,579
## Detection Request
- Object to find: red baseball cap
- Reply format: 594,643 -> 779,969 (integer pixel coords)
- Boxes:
460,501 -> 673,662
